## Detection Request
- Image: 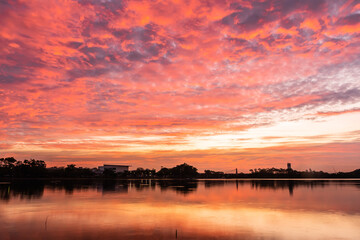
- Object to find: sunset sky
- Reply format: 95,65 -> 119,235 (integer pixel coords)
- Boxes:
1,0 -> 359,172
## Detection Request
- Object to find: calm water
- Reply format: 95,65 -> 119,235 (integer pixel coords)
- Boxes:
1,179 -> 359,240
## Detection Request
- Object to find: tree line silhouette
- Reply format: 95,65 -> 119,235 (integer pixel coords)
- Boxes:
1,157 -> 359,179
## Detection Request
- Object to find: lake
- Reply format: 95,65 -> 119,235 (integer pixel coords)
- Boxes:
1,179 -> 359,240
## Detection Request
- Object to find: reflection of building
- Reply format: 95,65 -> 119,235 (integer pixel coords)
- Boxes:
287,163 -> 292,170
98,164 -> 130,173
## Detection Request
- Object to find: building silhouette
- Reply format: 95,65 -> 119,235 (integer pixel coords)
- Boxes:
98,164 -> 130,173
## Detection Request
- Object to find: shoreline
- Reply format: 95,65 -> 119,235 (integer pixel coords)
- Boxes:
1,177 -> 360,181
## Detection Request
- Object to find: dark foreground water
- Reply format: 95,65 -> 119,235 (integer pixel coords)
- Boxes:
0,179 -> 359,240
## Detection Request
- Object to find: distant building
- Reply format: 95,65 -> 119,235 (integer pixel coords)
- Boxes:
287,163 -> 292,170
98,164 -> 130,173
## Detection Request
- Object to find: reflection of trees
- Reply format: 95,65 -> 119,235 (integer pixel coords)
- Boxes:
3,179 -> 354,201
98,179 -> 199,195
202,180 -> 338,196
102,180 -> 129,194
46,180 -> 99,194
0,179 -> 195,197
249,180 -> 327,190
0,180 -> 102,201
249,180 -> 329,196
157,180 -> 198,195
204,180 -> 225,188
0,181 -> 45,201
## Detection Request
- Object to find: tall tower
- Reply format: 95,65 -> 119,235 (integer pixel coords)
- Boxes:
287,163 -> 292,170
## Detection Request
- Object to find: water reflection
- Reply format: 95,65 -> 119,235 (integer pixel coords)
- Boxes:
1,179 -> 360,200
157,180 -> 198,195
0,180 -> 359,240
0,181 -> 45,201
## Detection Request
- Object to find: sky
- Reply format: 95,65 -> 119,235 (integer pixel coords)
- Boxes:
1,0 -> 359,172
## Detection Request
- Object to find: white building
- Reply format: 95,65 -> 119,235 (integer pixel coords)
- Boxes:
98,164 -> 130,173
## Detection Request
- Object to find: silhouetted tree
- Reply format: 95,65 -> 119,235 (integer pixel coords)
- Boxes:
15,159 -> 47,177
103,168 -> 116,177
157,167 -> 170,178
156,164 -> 199,178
